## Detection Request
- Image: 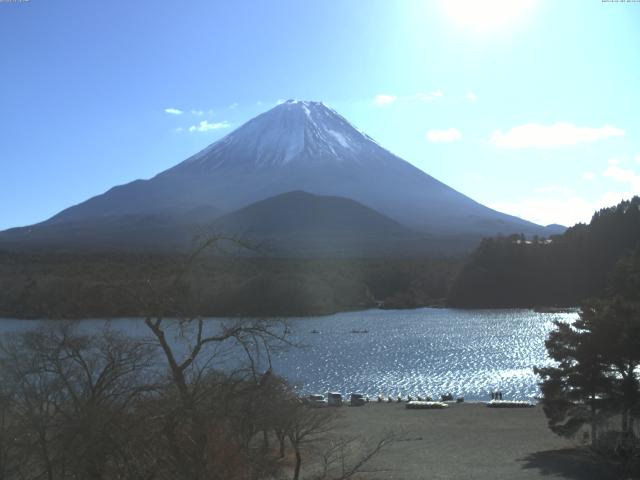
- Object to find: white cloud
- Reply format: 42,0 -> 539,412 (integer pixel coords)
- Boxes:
600,191 -> 635,209
465,91 -> 477,102
489,123 -> 625,149
229,102 -> 239,109
426,128 -> 462,143
174,127 -> 184,133
373,94 -> 397,106
164,108 -> 183,115
488,159 -> 639,227
191,109 -> 204,116
431,89 -> 443,98
489,196 -> 595,227
188,120 -> 231,132
603,164 -> 640,191
488,159 -> 640,227
276,99 -> 285,105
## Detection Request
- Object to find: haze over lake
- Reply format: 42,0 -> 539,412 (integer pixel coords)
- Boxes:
0,308 -> 576,401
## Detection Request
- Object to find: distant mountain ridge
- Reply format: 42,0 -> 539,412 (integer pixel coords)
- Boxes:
214,190 -> 412,237
0,191 -> 478,256
211,190 -> 421,255
0,100 -> 564,254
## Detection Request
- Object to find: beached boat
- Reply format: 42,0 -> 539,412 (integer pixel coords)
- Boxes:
486,400 -> 535,408
350,393 -> 367,406
306,394 -> 328,407
406,401 -> 448,409
327,392 -> 343,407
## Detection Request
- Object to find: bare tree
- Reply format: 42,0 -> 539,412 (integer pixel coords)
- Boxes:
0,235 -> 396,480
0,323 -> 156,480
0,381 -> 21,480
284,402 -> 338,480
125,235 -> 292,480
311,433 -> 397,480
279,400 -> 398,480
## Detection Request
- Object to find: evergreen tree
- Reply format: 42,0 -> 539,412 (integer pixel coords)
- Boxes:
449,196 -> 640,308
536,247 -> 640,454
534,303 -> 614,445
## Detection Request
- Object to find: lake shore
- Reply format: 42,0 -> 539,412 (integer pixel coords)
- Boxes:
0,309 -> 574,401
326,402 -> 622,480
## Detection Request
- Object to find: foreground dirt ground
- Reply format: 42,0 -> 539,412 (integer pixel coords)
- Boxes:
326,402 -> 622,480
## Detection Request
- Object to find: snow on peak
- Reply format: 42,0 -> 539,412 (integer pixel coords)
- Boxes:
177,100 -> 390,170
326,129 -> 352,149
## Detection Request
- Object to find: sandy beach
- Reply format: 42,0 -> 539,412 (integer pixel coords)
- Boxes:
327,402 -> 623,480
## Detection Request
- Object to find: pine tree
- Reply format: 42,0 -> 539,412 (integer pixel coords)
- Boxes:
535,247 -> 640,451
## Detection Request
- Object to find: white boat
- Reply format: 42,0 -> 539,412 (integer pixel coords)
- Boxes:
486,400 -> 535,408
306,394 -> 328,407
405,401 -> 448,409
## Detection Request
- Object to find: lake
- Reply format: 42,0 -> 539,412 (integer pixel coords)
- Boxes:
0,308 -> 577,401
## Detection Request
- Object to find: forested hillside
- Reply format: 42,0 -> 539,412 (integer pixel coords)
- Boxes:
5,197 -> 638,318
0,253 -> 459,318
448,197 -> 640,308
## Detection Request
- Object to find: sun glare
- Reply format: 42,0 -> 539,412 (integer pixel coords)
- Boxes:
441,0 -> 537,33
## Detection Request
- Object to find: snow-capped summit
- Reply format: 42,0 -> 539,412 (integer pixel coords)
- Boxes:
27,100 -> 557,241
172,100 -> 392,171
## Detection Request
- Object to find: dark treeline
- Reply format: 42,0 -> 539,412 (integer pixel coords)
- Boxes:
448,196 -> 640,308
5,197 -> 638,317
0,238 -> 395,480
0,251 -> 460,319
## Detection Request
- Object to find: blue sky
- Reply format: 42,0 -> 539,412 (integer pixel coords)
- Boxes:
1,0 -> 639,230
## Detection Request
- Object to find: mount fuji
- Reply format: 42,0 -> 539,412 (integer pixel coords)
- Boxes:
0,100 -> 562,254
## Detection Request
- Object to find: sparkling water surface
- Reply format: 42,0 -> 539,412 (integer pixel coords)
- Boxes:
0,308 -> 577,401
272,308 -> 577,401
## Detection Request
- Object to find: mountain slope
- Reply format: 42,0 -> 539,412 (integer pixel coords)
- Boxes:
0,190 -> 483,256
0,100 -> 563,255
0,212 -> 208,253
211,190 -> 423,255
40,100 -> 554,238
214,190 -> 413,238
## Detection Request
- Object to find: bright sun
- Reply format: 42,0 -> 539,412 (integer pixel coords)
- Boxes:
441,0 -> 537,33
